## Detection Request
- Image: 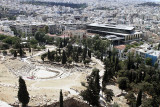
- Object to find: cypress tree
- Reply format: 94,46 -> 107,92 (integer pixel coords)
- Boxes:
102,70 -> 109,93
88,49 -> 91,58
83,46 -> 87,60
62,50 -> 67,64
60,90 -> 63,107
136,89 -> 142,107
18,77 -> 30,107
81,69 -> 100,106
81,77 -> 99,106
19,45 -> 23,58
48,49 -> 51,61
41,55 -> 45,62
95,70 -> 100,95
59,40 -> 63,48
14,50 -> 17,57
63,37 -> 66,47
59,48 -> 61,55
29,47 -> 31,53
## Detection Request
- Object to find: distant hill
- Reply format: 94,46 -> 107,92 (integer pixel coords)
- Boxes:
138,2 -> 160,6
21,1 -> 87,8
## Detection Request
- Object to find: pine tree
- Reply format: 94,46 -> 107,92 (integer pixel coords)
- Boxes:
18,77 -> 30,107
136,89 -> 142,107
62,50 -> 67,64
60,90 -> 63,107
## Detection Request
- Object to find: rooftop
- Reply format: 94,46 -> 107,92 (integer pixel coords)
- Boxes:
88,23 -> 135,31
114,45 -> 126,50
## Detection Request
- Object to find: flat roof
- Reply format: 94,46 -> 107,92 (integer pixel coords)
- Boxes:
88,23 -> 135,31
102,35 -> 124,41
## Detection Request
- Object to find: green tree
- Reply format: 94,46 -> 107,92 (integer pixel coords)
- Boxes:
83,59 -> 91,65
80,69 -> 100,106
2,50 -> 7,56
3,36 -> 20,45
41,55 -> 45,62
18,77 -> 30,107
102,69 -> 109,94
136,89 -> 142,107
104,88 -> 114,102
48,49 -> 51,61
158,43 -> 160,50
83,45 -> 87,60
19,45 -> 23,58
125,92 -> 136,106
35,31 -> 45,42
126,52 -> 135,70
45,26 -> 49,34
14,50 -> 17,57
60,90 -> 63,107
67,57 -> 73,66
29,46 -> 31,53
95,69 -> 100,95
145,57 -> 152,66
66,44 -> 73,57
135,54 -> 142,69
30,38 -> 38,45
88,49 -> 91,58
142,98 -> 154,107
80,78 -> 99,106
62,50 -> 67,64
59,40 -> 63,48
118,77 -> 129,92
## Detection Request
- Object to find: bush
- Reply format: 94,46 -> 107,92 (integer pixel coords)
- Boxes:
2,50 -> 7,55
81,82 -> 86,87
0,43 -> 9,50
112,102 -> 120,107
50,98 -> 90,107
0,34 -> 7,40
118,77 -> 129,91
10,49 -> 16,55
83,59 -> 91,65
125,92 -> 136,105
2,36 -> 20,45
29,38 -> 38,45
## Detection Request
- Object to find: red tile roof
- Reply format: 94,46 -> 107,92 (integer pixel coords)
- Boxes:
114,45 -> 126,50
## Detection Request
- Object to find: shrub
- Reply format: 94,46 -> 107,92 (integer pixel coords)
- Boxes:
0,43 -> 9,50
2,50 -> 7,55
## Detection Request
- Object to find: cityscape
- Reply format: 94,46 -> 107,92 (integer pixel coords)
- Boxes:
0,0 -> 160,107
